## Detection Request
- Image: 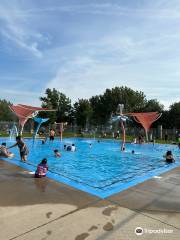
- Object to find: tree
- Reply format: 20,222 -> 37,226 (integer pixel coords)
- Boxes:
168,102 -> 180,128
90,95 -> 105,126
138,99 -> 164,128
143,99 -> 164,112
159,110 -> 171,129
0,99 -> 16,121
38,86 -> 167,128
40,88 -> 72,123
90,86 -> 147,125
74,99 -> 93,128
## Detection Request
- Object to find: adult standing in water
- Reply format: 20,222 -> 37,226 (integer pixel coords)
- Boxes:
49,129 -> 55,142
8,136 -> 29,162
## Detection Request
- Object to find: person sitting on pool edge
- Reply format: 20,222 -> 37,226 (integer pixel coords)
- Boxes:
163,151 -> 175,163
54,149 -> 61,158
35,158 -> 48,178
0,143 -> 14,158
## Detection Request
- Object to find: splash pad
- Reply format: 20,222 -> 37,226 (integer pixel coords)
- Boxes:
9,104 -> 53,135
111,104 -> 162,150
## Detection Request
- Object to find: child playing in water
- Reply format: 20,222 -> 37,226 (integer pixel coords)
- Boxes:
35,158 -> 48,178
66,144 -> 76,152
71,144 -> 76,152
49,129 -> 55,141
8,136 -> 29,162
0,143 -> 14,158
163,151 -> 175,163
54,149 -> 61,158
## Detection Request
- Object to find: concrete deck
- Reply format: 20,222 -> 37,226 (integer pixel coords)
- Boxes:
0,160 -> 180,240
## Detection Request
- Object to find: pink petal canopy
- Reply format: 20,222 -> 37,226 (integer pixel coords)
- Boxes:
127,112 -> 162,131
9,104 -> 51,127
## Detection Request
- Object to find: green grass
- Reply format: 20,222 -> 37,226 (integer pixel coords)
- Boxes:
0,131 -> 176,144
0,132 -> 33,138
155,139 -> 174,144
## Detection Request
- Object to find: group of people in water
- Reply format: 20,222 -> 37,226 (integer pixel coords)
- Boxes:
0,136 -> 28,161
0,129 -> 178,178
0,129 -> 78,178
35,143 -> 77,177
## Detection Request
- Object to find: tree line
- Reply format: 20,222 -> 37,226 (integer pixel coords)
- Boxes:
1,86 -> 180,129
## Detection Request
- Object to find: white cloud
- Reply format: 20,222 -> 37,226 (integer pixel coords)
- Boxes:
44,27 -> 180,106
1,0 -> 180,109
9,2 -> 180,19
0,1 -> 47,58
1,89 -> 41,106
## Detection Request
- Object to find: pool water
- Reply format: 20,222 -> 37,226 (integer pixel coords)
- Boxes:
2,138 -> 180,198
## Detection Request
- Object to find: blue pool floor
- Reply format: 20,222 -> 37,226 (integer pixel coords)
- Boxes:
2,137 -> 180,198
3,157 -> 179,198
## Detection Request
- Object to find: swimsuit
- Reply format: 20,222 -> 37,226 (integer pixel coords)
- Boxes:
35,164 -> 48,177
17,142 -> 29,157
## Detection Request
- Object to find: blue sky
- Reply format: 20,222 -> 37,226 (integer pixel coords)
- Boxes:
0,0 -> 180,109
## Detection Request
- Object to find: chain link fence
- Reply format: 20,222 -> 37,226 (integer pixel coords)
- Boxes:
0,121 -> 179,142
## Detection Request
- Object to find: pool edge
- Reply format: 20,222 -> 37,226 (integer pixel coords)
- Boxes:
1,157 -> 179,199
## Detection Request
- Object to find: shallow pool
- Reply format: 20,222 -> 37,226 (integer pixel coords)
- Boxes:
2,138 -> 180,198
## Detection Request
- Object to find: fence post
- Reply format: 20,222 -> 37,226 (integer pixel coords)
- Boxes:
173,127 -> 177,141
158,125 -> 162,139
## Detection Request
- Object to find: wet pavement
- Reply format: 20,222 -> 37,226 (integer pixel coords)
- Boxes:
0,160 -> 180,240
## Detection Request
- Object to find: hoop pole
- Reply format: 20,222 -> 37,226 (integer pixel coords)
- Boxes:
145,129 -> 149,142
60,123 -> 63,142
120,120 -> 126,151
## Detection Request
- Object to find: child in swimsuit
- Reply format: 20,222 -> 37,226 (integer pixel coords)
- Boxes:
35,158 -> 48,178
54,149 -> 61,158
0,143 -> 14,158
164,151 -> 175,163
8,136 -> 29,162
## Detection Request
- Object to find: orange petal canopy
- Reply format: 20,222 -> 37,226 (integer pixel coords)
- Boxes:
18,104 -> 49,111
127,112 -> 162,131
9,104 -> 52,127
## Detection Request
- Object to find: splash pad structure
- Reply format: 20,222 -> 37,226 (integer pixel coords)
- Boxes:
128,112 -> 162,141
9,104 -> 53,135
33,117 -> 49,140
111,104 -> 162,150
111,104 -> 129,151
9,122 -> 18,140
